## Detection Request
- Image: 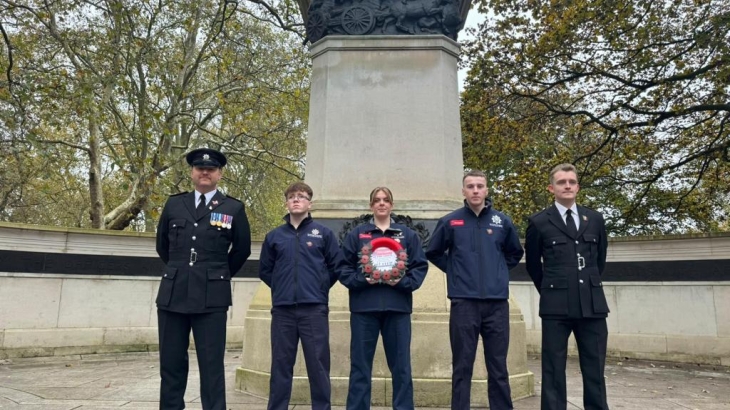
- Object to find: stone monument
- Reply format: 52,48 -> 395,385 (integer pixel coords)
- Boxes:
236,0 -> 534,406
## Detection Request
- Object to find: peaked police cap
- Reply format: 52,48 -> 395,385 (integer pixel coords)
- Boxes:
185,148 -> 227,168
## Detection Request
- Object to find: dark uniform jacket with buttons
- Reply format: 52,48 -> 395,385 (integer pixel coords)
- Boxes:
155,191 -> 251,314
259,214 -> 342,307
525,204 -> 609,319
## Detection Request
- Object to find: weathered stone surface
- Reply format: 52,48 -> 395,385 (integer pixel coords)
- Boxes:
305,36 -> 464,220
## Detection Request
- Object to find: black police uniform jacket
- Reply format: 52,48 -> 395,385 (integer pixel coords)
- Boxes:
156,191 -> 251,313
524,204 -> 609,319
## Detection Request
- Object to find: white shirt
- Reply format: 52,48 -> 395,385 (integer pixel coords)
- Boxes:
554,202 -> 579,229
195,190 -> 217,208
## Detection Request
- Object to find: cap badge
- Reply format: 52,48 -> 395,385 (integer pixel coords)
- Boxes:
203,154 -> 210,160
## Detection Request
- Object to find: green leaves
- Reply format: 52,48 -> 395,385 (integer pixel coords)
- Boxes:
0,0 -> 310,233
462,0 -> 730,235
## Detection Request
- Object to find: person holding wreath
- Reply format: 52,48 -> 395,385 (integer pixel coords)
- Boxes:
338,186 -> 429,410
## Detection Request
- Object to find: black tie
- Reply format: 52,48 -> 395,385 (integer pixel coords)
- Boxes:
196,195 -> 206,218
565,209 -> 578,237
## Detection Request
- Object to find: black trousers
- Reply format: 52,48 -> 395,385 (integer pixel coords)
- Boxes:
158,309 -> 228,410
450,298 -> 512,410
267,304 -> 331,410
347,311 -> 413,410
541,317 -> 609,410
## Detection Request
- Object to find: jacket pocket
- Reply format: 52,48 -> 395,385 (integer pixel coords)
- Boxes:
544,236 -> 568,260
582,234 -> 599,259
155,266 -> 177,306
202,225 -> 232,251
168,219 -> 186,248
205,269 -> 232,308
589,274 -> 610,313
539,277 -> 568,315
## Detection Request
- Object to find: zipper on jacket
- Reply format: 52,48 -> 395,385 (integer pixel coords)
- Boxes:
375,228 -> 386,311
476,212 -> 486,298
294,229 -> 300,305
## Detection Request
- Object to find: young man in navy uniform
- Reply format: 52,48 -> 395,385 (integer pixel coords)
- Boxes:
155,148 -> 251,410
525,163 -> 610,410
426,170 -> 524,410
259,181 -> 342,410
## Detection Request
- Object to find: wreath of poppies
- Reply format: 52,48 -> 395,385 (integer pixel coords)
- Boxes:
358,237 -> 408,284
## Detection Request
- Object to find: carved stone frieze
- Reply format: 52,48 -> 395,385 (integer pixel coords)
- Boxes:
304,0 -> 469,43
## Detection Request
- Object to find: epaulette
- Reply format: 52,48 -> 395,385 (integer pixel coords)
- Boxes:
226,194 -> 242,203
170,191 -> 188,197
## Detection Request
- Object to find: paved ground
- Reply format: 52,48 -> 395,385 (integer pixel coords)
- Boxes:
0,351 -> 729,409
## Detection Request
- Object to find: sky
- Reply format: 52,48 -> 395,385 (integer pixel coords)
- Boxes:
458,9 -> 486,91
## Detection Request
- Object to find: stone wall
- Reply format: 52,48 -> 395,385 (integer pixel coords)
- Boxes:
1,222 -> 729,365
511,234 -> 730,366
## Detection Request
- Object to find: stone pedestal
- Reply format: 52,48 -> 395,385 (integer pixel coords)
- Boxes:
304,35 -> 465,218
235,35 -> 534,406
237,272 -> 534,406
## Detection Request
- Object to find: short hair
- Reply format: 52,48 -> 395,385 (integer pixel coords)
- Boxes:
462,170 -> 487,185
369,186 -> 394,206
549,163 -> 578,184
284,181 -> 313,199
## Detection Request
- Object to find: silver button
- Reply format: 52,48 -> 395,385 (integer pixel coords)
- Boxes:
575,240 -> 579,244
173,224 -> 177,227
552,241 -> 556,245
194,223 -> 198,227
220,276 -> 224,279
192,236 -> 196,240
550,284 -> 554,288
191,248 -> 195,251
189,262 -> 194,266
579,279 -> 584,284
164,274 -> 167,277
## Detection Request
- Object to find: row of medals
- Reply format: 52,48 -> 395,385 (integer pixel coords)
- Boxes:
210,213 -> 232,229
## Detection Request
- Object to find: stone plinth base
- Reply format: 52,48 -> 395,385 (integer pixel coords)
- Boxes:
236,265 -> 534,406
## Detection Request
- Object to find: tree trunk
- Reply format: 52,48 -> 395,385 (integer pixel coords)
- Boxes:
88,116 -> 104,229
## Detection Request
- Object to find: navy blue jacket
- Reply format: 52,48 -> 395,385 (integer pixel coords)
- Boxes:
426,200 -> 524,300
338,221 -> 429,313
259,214 -> 342,307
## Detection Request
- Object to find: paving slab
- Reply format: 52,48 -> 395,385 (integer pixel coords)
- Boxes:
0,352 -> 728,409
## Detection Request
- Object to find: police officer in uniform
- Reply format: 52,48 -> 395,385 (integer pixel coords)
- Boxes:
155,148 -> 251,410
525,163 -> 610,410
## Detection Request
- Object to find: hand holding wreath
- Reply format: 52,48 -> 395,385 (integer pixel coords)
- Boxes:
358,238 -> 408,286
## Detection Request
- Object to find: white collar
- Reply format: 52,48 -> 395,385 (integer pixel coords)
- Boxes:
554,202 -> 578,218
195,190 -> 217,205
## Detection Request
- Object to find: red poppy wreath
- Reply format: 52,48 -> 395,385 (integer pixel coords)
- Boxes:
358,237 -> 408,284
